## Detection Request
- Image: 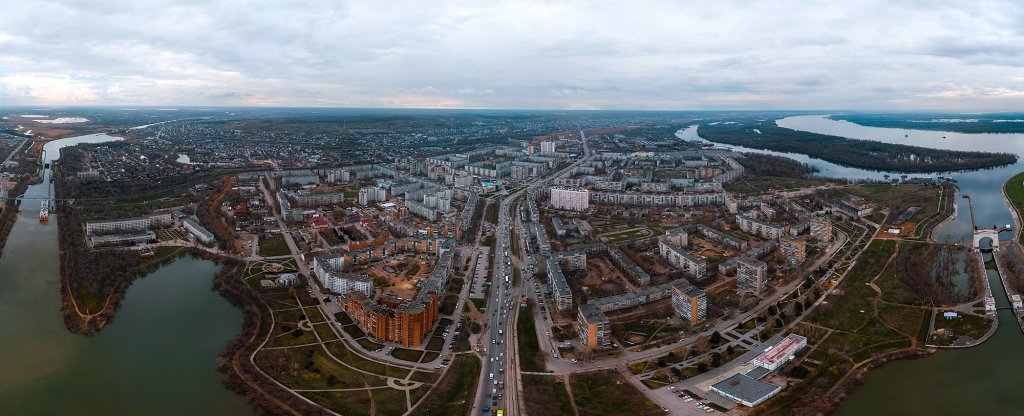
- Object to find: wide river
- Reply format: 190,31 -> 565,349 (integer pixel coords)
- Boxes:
0,135 -> 253,415
681,115 -> 1024,415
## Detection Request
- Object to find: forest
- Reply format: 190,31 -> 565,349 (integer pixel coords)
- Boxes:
832,113 -> 1024,134
699,120 -> 1017,173
895,242 -> 977,306
734,153 -> 819,178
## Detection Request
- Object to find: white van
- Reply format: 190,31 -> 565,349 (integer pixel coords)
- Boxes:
489,373 -> 494,380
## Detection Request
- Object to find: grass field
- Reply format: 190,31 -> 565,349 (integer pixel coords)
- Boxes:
523,375 -> 576,416
414,355 -> 482,416
1004,171 -> 1024,243
570,371 -> 662,416
759,238 -> 945,413
259,234 -> 292,257
518,304 -> 546,372
846,183 -> 942,225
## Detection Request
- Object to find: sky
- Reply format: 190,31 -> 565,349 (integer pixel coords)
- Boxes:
1,0 -> 1023,110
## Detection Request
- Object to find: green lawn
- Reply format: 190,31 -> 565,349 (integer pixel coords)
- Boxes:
259,234 -> 292,257
1004,171 -> 1024,243
518,304 -> 546,372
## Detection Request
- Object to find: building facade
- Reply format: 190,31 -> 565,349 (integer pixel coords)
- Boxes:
85,213 -> 174,235
736,256 -> 768,293
577,303 -> 612,350
550,186 -> 589,212
779,236 -> 806,265
313,255 -> 374,295
809,216 -> 833,242
341,292 -> 439,347
672,280 -> 707,325
659,236 -> 708,280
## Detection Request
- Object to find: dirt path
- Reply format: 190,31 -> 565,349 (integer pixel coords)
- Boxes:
561,374 -> 581,416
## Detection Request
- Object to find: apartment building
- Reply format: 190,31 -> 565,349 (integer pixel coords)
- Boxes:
809,216 -> 833,242
779,236 -> 806,265
736,256 -> 768,293
577,303 -> 612,350
672,280 -> 707,325
550,186 -> 589,212
85,212 -> 174,235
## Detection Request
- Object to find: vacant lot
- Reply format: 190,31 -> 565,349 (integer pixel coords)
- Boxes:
259,234 -> 291,257
570,371 -> 662,416
414,355 -> 481,416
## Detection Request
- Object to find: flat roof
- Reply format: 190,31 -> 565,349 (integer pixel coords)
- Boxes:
711,373 -> 781,405
755,334 -> 807,367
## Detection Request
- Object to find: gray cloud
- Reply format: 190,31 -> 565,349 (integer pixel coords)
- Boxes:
0,0 -> 1023,110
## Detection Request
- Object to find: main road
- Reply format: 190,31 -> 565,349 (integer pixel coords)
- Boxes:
473,131 -> 591,415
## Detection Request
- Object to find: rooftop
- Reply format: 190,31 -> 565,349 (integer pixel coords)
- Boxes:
711,373 -> 781,405
754,334 -> 807,368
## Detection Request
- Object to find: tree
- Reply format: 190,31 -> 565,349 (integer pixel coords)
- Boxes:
697,362 -> 709,373
710,331 -> 722,345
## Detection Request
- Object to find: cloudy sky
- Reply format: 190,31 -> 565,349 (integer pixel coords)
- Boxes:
1,0 -> 1022,110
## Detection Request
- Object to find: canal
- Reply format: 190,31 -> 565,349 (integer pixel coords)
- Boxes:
681,116 -> 1024,415
0,135 -> 253,415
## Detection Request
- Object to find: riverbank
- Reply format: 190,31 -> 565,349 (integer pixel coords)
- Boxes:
211,259 -> 325,416
699,120 -> 1018,173
1001,171 -> 1024,243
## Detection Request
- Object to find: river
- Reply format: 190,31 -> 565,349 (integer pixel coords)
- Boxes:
0,135 -> 253,415
681,116 -> 1024,415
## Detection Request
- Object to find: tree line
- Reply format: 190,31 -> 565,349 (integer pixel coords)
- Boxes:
699,121 -> 1017,173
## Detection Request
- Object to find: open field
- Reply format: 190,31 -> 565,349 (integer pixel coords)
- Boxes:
518,304 -> 546,372
259,234 -> 292,257
570,371 -> 662,416
1004,171 -> 1024,243
414,355 -> 481,416
522,375 -> 576,416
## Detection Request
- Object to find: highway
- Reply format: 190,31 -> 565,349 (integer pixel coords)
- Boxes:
473,131 -> 592,415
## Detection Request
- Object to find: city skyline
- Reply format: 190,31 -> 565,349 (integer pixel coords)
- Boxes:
2,0 -> 1023,110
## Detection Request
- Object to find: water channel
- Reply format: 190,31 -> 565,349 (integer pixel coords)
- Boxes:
680,116 -> 1024,415
0,135 -> 253,415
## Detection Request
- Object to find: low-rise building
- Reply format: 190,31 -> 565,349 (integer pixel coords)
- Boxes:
183,217 -> 216,245
753,334 -> 807,370
710,373 -> 781,407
